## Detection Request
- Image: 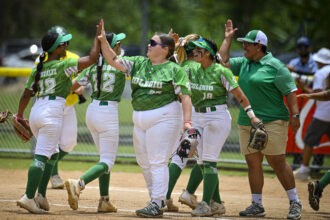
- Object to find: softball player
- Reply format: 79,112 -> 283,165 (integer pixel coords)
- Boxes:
97,21 -> 192,218
178,37 -> 261,217
35,26 -> 83,189
16,22 -> 101,214
164,34 -> 201,212
64,31 -> 126,212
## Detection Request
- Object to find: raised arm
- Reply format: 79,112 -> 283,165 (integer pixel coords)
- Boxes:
219,19 -> 238,64
98,20 -> 127,73
77,19 -> 102,71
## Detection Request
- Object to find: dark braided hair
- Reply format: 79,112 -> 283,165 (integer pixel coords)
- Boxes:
203,38 -> 220,63
96,32 -> 114,98
32,32 -> 59,95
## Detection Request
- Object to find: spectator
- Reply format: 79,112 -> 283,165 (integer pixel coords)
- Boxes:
287,37 -> 318,76
293,48 -> 330,180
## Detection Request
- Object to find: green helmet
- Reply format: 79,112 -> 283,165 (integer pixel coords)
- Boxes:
48,26 -> 68,36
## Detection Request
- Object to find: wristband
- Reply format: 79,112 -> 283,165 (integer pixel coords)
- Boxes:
184,121 -> 192,125
244,105 -> 252,112
16,113 -> 23,118
292,114 -> 300,118
246,109 -> 256,119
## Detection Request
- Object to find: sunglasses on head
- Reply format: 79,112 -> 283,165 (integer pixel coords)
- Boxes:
149,39 -> 166,47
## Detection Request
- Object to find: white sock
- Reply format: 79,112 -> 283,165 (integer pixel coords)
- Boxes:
299,165 -> 310,173
252,194 -> 262,205
152,199 -> 162,208
286,188 -> 299,202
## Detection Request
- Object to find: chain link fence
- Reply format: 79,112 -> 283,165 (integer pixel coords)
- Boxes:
1,76 -> 329,171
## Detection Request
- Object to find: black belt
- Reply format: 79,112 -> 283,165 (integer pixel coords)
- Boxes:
195,106 -> 216,113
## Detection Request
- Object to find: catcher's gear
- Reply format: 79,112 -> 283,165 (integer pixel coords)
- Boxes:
12,114 -> 33,143
247,121 -> 268,151
177,128 -> 201,162
0,109 -> 10,123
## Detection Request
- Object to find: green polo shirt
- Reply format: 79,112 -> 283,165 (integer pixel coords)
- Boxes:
229,52 -> 296,125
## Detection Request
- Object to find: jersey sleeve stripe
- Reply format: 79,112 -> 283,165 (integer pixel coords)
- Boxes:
64,66 -> 78,77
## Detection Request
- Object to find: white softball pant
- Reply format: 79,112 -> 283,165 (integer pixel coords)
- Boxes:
192,104 -> 232,164
29,96 -> 66,159
133,101 -> 182,201
86,100 -> 119,171
58,105 -> 77,152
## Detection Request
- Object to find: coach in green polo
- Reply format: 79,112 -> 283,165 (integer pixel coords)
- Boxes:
219,20 -> 302,220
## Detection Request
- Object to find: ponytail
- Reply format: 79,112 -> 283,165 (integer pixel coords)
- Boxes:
96,55 -> 103,98
32,52 -> 47,96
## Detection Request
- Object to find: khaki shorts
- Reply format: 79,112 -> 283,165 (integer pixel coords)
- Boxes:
239,120 -> 289,156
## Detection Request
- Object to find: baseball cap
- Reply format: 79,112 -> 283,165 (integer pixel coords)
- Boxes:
296,37 -> 310,46
188,37 -> 216,56
237,30 -> 268,46
313,48 -> 330,64
48,26 -> 68,36
110,33 -> 126,48
47,33 -> 72,52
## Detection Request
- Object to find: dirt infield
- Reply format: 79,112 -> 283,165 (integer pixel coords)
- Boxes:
0,168 -> 329,219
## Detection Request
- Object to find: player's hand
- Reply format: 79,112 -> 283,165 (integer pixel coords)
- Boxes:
224,19 -> 238,39
250,117 -> 261,125
97,19 -> 106,42
297,93 -> 310,99
290,117 -> 300,133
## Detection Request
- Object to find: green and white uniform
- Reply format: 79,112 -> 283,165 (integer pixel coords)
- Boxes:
119,56 -> 191,203
26,58 -> 78,158
189,62 -> 238,163
75,58 -> 126,170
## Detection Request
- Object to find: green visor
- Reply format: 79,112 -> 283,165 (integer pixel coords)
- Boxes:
47,34 -> 72,53
188,38 -> 215,56
110,33 -> 126,48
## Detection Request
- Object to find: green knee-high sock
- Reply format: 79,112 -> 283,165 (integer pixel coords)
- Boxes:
25,155 -> 48,199
81,162 -> 108,185
52,148 -> 68,176
212,175 -> 222,204
38,153 -> 59,197
202,161 -> 218,205
99,172 -> 110,197
186,164 -> 204,194
166,163 -> 182,200
319,171 -> 330,189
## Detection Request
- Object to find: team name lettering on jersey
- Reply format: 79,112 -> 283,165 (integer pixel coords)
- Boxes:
132,76 -> 163,88
40,69 -> 57,78
190,83 -> 213,91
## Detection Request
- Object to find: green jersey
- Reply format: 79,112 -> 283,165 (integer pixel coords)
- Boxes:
76,58 -> 126,102
119,56 -> 191,111
229,52 -> 297,125
26,58 -> 78,98
187,62 -> 238,108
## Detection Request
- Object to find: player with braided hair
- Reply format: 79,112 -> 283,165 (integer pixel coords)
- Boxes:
179,37 -> 261,217
16,20 -> 101,214
64,31 -> 126,212
35,25 -> 84,190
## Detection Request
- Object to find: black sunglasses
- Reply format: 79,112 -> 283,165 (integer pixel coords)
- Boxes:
297,44 -> 309,49
149,39 -> 166,47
